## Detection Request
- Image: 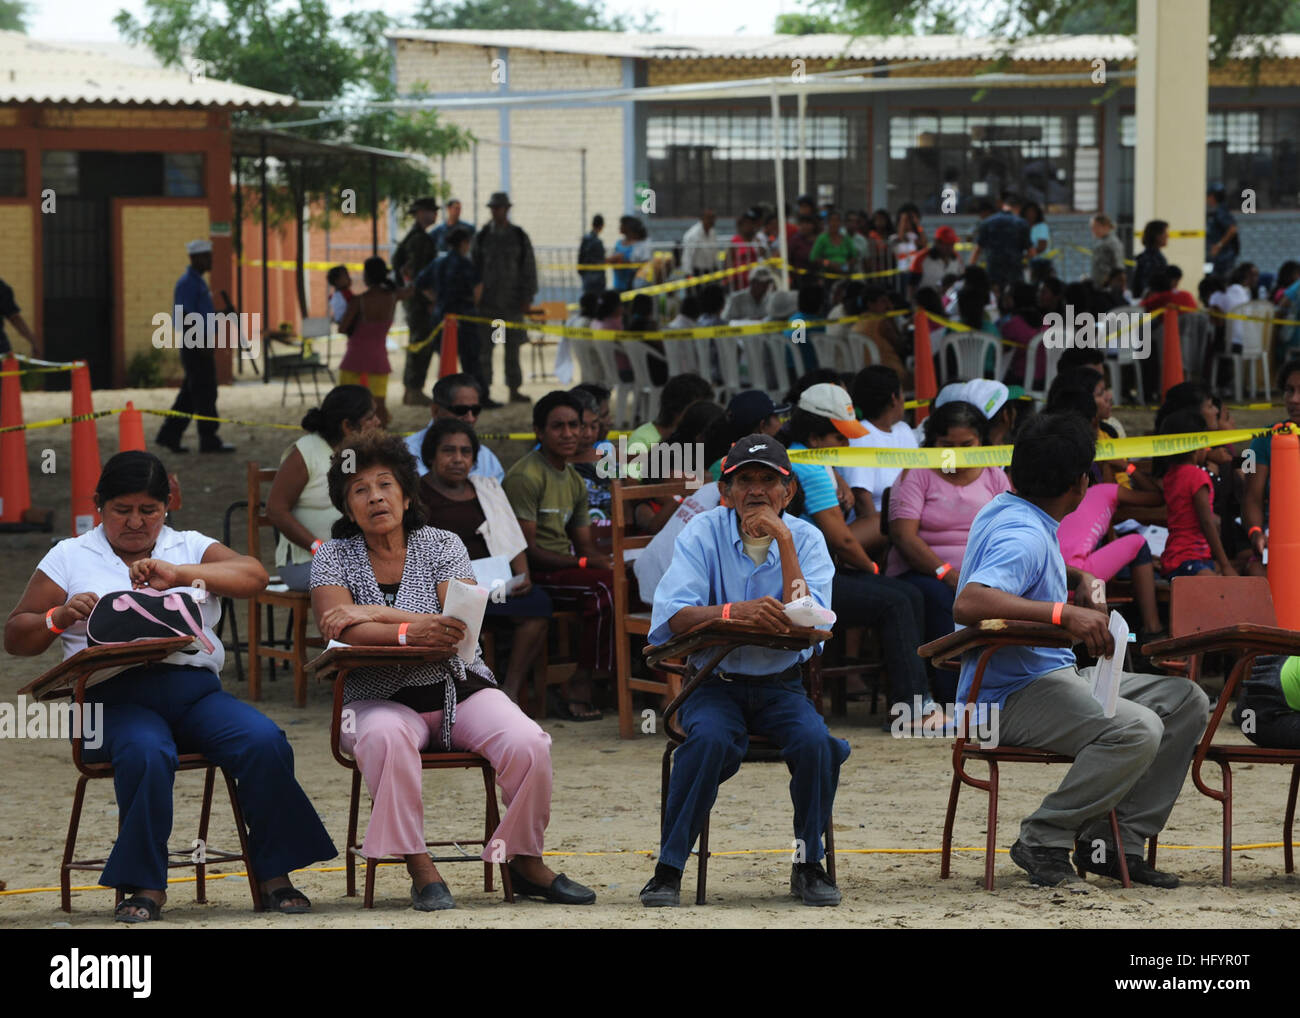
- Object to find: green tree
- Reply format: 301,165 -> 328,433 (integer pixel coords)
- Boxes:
0,0 -> 31,32
413,0 -> 658,32
778,0 -> 1300,64
114,0 -> 471,224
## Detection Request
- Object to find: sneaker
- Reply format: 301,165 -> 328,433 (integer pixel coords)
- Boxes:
1072,845 -> 1180,888
790,861 -> 841,907
639,871 -> 681,908
1010,839 -> 1090,891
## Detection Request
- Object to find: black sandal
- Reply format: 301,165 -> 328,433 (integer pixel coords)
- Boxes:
264,885 -> 312,914
546,688 -> 602,722
114,895 -> 162,924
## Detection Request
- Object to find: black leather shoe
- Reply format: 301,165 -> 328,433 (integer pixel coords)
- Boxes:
790,862 -> 841,906
410,880 -> 456,911
638,874 -> 681,908
199,442 -> 237,454
481,397 -> 505,410
155,438 -> 189,454
1072,845 -> 1180,888
1010,839 -> 1090,891
509,867 -> 596,904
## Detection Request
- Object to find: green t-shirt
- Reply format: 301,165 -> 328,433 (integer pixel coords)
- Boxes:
625,421 -> 663,481
501,449 -> 590,556
810,233 -> 857,268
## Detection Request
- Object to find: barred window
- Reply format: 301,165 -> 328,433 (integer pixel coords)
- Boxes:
887,111 -> 1099,214
1119,109 -> 1300,214
646,107 -> 869,218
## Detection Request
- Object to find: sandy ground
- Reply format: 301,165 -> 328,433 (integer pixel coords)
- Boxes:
1,344 -> 1297,929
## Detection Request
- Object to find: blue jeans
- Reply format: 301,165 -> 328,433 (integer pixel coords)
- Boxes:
83,664 -> 337,891
898,571 -> 958,702
1164,559 -> 1216,578
660,675 -> 850,870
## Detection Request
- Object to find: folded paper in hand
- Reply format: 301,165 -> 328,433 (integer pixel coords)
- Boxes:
783,595 -> 837,629
1090,610 -> 1128,718
443,579 -> 489,664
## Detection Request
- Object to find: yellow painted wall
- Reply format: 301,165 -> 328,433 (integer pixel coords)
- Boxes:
0,205 -> 36,353
119,204 -> 210,378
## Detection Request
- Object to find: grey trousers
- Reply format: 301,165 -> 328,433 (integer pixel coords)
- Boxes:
998,666 -> 1209,852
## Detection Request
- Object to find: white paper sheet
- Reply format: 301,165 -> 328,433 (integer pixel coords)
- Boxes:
442,579 -> 489,664
1091,610 -> 1128,718
470,555 -> 513,589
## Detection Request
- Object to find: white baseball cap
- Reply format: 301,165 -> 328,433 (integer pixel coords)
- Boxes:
935,379 -> 1008,419
797,383 -> 867,439
186,239 -> 213,255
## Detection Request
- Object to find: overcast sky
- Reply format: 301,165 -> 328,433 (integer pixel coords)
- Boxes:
27,0 -> 799,41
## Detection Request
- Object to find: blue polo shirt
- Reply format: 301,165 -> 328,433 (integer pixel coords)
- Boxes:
955,492 -> 1075,708
174,265 -> 214,325
786,442 -> 840,520
649,505 -> 834,676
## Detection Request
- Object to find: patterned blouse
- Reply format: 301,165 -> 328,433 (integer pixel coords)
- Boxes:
310,525 -> 496,750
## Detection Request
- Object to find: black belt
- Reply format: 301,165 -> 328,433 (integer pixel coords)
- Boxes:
715,664 -> 803,685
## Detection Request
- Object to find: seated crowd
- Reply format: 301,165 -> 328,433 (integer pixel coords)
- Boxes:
9,192 -> 1300,921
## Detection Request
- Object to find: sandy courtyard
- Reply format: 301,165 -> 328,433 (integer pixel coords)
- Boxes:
1,346 -> 1297,929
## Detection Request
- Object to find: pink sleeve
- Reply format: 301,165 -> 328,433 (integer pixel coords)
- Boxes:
888,468 -> 928,521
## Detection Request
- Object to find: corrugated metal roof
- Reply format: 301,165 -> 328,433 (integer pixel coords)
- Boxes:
0,31 -> 296,108
387,29 -> 1300,63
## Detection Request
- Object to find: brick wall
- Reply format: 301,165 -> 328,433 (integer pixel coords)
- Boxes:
394,39 -> 500,94
0,205 -> 35,349
508,106 -> 623,250
508,49 -> 622,90
433,108 -> 504,218
120,205 -> 210,378
39,108 -> 208,130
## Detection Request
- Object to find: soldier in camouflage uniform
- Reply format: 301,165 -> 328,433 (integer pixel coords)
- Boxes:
471,192 -> 538,406
392,197 -> 440,407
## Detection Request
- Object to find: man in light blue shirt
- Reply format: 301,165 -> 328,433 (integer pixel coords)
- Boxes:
953,413 -> 1207,891
404,373 -> 504,481
640,435 -> 848,909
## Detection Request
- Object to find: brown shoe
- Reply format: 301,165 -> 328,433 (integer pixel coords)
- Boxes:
403,387 -> 431,407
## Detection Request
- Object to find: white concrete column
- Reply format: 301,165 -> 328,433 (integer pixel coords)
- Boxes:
1134,0 -> 1209,295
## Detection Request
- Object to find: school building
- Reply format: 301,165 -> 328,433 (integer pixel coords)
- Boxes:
389,30 -> 1300,277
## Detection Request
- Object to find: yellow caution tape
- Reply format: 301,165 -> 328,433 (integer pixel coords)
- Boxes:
1201,304 -> 1300,328
1069,243 -> 1136,268
786,263 -> 903,281
449,310 -> 872,342
1168,229 -> 1206,239
542,262 -> 654,271
788,426 -> 1267,469
405,319 -> 443,354
240,257 -> 364,272
0,409 -> 117,434
619,257 -> 785,300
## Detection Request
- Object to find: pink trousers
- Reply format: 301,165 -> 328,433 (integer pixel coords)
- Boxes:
1058,482 -> 1148,582
339,689 -> 552,861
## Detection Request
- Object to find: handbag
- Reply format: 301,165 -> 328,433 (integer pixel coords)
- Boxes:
84,587 -> 216,654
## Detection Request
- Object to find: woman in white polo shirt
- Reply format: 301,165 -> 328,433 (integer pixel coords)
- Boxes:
4,451 -> 336,923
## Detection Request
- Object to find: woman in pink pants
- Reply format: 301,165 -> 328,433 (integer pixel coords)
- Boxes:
310,432 -> 596,911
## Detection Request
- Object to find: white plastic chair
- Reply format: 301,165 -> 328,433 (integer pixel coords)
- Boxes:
589,339 -> 636,428
1023,331 -> 1063,405
1171,310 -> 1212,382
939,331 -> 1003,385
619,340 -> 667,424
661,335 -> 697,377
753,330 -> 793,402
1101,305 -> 1147,406
845,329 -> 883,373
712,334 -> 745,404
1215,300 -> 1274,401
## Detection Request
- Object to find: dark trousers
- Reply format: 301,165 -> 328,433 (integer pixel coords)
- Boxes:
82,665 -> 337,891
453,318 -> 484,393
156,348 -> 219,447
402,300 -> 437,394
898,571 -> 958,702
832,571 -> 931,708
1237,656 -> 1300,749
479,305 -> 525,392
660,674 -> 850,870
534,567 -> 615,673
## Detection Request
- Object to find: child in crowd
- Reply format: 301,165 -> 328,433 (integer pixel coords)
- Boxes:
1155,408 -> 1237,577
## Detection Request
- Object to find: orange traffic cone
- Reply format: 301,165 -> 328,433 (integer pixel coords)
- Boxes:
1162,307 -> 1185,397
118,400 -> 145,452
0,356 -> 31,526
1267,426 -> 1300,630
913,309 -> 937,424
438,315 -> 459,378
69,361 -> 102,536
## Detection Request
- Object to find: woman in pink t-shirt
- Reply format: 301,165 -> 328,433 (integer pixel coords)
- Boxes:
887,400 -> 1010,701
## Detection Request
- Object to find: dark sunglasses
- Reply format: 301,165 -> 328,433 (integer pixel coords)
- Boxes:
440,403 -> 482,416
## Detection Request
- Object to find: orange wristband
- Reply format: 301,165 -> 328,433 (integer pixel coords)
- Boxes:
45,607 -> 66,634
935,562 -> 952,580
722,603 -> 732,620
1249,526 -> 1263,538
578,556 -> 588,569
310,539 -> 323,555
1051,601 -> 1065,625
398,622 -> 409,646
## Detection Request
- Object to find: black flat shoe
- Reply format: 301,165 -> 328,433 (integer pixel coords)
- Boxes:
508,867 -> 596,904
155,439 -> 189,454
410,880 -> 456,911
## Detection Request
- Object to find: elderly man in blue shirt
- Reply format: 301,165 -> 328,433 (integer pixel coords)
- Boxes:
639,435 -> 848,908
155,239 -> 234,454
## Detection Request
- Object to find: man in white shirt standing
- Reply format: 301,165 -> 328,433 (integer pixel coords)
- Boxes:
841,366 -> 919,517
681,210 -> 721,278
